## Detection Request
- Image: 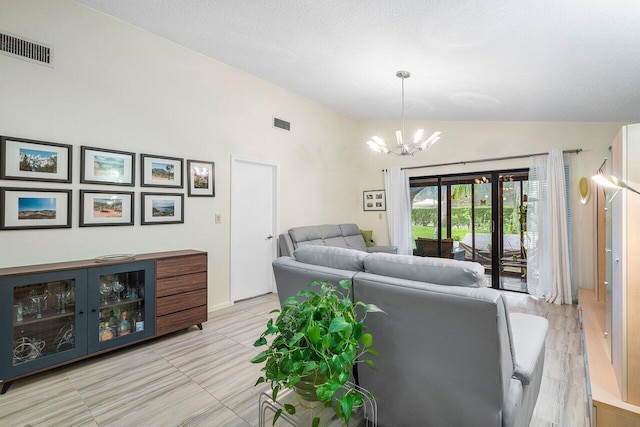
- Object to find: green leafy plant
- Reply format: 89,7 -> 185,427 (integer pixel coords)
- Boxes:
250,279 -> 384,426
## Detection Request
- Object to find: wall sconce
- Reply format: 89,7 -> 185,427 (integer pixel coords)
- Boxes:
578,177 -> 590,204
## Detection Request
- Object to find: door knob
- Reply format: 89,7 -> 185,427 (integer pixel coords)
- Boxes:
266,234 -> 274,240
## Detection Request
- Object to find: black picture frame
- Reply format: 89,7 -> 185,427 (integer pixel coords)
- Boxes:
140,154 -> 184,188
79,190 -> 135,227
0,136 -> 72,183
363,190 -> 386,211
80,146 -> 135,186
186,159 -> 215,197
0,187 -> 72,230
140,192 -> 184,225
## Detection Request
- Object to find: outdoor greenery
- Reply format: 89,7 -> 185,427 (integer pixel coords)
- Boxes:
251,280 -> 384,426
412,206 -> 523,239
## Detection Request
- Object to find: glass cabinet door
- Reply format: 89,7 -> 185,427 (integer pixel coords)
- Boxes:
0,270 -> 88,379
88,260 -> 154,353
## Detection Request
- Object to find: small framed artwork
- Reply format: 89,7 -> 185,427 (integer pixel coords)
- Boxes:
363,190 -> 386,211
0,188 -> 72,230
141,154 -> 183,188
140,192 -> 184,225
79,190 -> 134,227
0,136 -> 72,183
80,146 -> 135,186
187,159 -> 215,197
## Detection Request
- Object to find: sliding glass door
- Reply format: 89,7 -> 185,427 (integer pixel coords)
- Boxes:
410,169 -> 528,291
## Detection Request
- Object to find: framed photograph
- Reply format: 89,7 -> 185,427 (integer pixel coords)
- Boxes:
141,192 -> 184,225
187,159 -> 215,197
0,136 -> 72,183
0,188 -> 72,230
363,190 -> 386,211
80,146 -> 135,186
79,190 -> 134,227
141,154 -> 183,188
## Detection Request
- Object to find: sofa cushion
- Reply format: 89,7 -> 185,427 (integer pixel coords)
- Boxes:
289,224 -> 342,244
363,253 -> 486,287
293,245 -> 367,272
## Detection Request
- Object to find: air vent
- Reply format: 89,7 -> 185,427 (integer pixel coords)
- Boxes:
273,117 -> 291,132
0,31 -> 52,67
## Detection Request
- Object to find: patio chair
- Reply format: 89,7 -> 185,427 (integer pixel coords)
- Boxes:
414,238 -> 454,259
458,233 -> 522,263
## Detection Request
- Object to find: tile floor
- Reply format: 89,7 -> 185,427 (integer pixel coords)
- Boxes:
0,292 -> 587,426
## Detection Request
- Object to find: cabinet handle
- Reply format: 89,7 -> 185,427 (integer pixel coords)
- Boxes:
79,311 -> 84,315
91,309 -> 97,313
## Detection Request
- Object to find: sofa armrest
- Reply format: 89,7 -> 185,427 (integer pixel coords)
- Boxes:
510,312 -> 548,385
366,245 -> 397,254
278,233 -> 295,257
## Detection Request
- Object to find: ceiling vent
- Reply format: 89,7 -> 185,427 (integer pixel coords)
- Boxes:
0,31 -> 53,67
273,117 -> 291,132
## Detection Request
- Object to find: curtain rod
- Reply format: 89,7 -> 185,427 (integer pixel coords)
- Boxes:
386,149 -> 582,171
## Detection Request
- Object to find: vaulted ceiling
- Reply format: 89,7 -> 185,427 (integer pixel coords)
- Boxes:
76,0 -> 640,122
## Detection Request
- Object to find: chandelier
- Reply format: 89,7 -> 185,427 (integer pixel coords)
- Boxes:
366,70 -> 441,156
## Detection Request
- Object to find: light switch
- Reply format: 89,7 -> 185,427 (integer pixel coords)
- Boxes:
215,213 -> 221,224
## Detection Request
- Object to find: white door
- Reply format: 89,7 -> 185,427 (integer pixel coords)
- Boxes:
230,156 -> 279,302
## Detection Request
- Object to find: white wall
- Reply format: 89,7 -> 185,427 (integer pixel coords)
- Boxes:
0,0 -> 624,304
0,0 -> 359,309
353,121 -> 624,290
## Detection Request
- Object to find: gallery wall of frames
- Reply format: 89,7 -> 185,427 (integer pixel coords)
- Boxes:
0,136 -> 215,230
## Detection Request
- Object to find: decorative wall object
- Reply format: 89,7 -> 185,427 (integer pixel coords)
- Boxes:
187,160 -> 215,197
0,187 -> 72,230
0,136 -> 72,183
363,190 -> 386,211
140,154 -> 183,188
578,177 -> 590,204
80,146 -> 135,186
79,190 -> 134,227
140,192 -> 184,225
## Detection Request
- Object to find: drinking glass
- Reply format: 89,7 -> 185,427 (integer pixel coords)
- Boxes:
113,279 -> 125,302
99,280 -> 112,305
29,289 -> 49,319
126,286 -> 138,300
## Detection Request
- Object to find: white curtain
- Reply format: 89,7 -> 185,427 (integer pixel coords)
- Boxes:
384,167 -> 413,255
526,149 -> 573,304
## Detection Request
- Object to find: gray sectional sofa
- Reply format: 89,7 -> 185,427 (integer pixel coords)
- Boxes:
272,245 -> 548,427
278,223 -> 396,257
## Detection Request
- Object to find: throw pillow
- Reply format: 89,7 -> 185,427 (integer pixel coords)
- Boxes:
360,230 -> 375,247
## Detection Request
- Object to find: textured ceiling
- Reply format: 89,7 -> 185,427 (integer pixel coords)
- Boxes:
76,0 -> 640,122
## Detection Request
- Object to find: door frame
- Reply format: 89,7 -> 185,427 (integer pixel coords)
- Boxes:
229,155 -> 280,303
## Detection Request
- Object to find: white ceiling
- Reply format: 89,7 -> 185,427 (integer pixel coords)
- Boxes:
76,0 -> 640,122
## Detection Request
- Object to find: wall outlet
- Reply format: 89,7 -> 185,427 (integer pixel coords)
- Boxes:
215,213 -> 221,224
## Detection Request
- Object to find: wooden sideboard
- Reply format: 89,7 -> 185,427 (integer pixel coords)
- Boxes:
0,249 -> 207,393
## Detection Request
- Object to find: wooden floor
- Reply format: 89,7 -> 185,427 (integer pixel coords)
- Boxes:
0,292 -> 587,426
